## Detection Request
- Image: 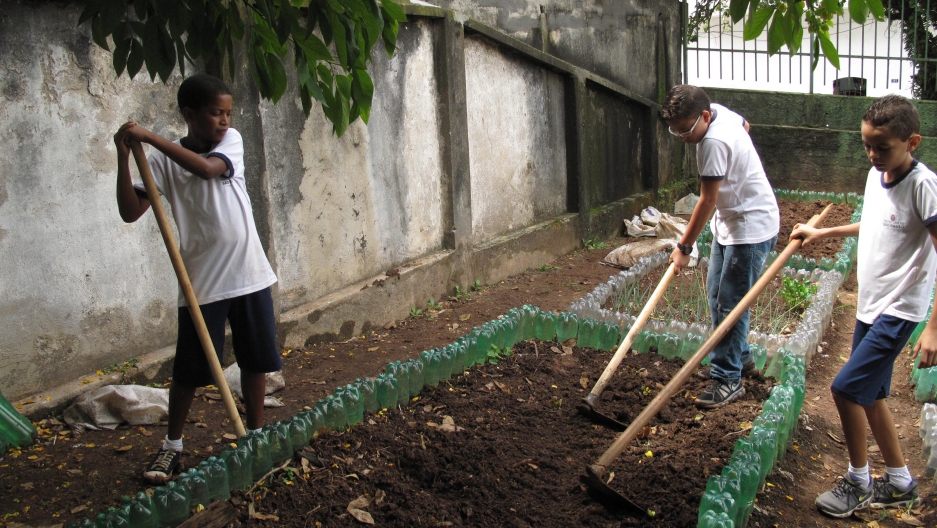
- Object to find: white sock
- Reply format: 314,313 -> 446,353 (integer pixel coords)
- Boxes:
847,463 -> 871,490
162,435 -> 183,452
885,466 -> 914,491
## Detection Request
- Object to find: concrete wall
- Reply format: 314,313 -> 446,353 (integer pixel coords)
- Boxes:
702,88 -> 937,192
0,0 -> 679,403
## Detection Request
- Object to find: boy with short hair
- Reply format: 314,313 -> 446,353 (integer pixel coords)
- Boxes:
661,85 -> 780,409
114,74 -> 281,484
793,94 -> 937,517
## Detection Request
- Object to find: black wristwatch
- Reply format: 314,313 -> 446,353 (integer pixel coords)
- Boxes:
676,242 -> 693,255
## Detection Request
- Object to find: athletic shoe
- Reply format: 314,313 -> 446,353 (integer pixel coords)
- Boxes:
870,474 -> 920,509
816,476 -> 872,518
696,359 -> 758,380
695,378 -> 745,409
143,448 -> 181,484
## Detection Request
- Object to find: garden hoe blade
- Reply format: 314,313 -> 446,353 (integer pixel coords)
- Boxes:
580,464 -> 647,514
582,205 -> 833,513
578,262 -> 677,431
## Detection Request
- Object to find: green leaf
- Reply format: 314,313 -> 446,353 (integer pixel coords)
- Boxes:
866,0 -> 886,21
811,34 -> 821,71
228,4 -> 245,41
766,13 -> 785,55
127,39 -> 145,78
175,38 -> 187,79
78,0 -> 105,26
296,33 -> 332,62
822,0 -> 843,16
779,9 -> 794,48
380,0 -> 407,22
729,0 -> 749,24
381,17 -> 398,56
331,12 -> 349,67
818,30 -> 840,69
267,56 -> 288,103
113,37 -> 131,76
789,14 -> 804,55
91,15 -> 111,50
743,7 -> 773,41
848,0 -> 869,24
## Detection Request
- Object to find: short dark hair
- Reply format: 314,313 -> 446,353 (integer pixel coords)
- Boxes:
661,85 -> 711,120
862,94 -> 920,140
177,74 -> 232,114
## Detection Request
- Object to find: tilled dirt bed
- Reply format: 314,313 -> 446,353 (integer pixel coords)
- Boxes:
251,343 -> 773,527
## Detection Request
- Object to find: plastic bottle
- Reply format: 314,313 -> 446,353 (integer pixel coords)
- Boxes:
535,311 -> 557,341
923,427 -> 937,461
920,403 -> 937,439
659,333 -> 680,359
323,394 -> 346,430
749,425 -> 778,479
448,342 -> 467,377
198,456 -> 230,501
152,481 -> 190,527
357,377 -> 379,413
0,389 -> 38,448
94,507 -> 129,528
577,318 -> 599,349
341,384 -> 364,427
307,405 -> 326,437
375,373 -> 398,409
439,347 -> 455,381
502,315 -> 519,347
243,429 -> 273,481
287,416 -> 309,449
556,312 -> 579,342
698,494 -> 736,527
473,327 -> 492,365
221,444 -> 253,492
404,359 -> 424,399
421,350 -> 440,387
117,495 -> 134,523
266,422 -> 293,465
386,361 -> 410,406
177,468 -> 211,511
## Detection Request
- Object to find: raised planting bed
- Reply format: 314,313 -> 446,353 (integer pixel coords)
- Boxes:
232,341 -> 775,527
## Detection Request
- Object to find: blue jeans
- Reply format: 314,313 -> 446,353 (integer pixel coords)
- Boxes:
707,236 -> 777,382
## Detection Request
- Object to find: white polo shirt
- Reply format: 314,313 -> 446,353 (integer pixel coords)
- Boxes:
697,104 -> 780,245
857,160 -> 937,324
134,128 -> 277,307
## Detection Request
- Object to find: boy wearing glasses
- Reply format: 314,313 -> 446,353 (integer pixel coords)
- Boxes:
660,84 -> 780,408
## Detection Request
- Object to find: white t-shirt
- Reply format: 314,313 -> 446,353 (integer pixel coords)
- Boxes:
697,104 -> 780,245
856,160 -> 937,324
134,128 -> 277,307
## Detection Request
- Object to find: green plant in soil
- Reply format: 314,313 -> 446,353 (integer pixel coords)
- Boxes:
409,306 -> 423,318
426,298 -> 442,311
537,264 -> 560,272
780,276 -> 818,315
486,344 -> 512,365
450,285 -> 465,302
471,279 -> 483,291
582,237 -> 609,250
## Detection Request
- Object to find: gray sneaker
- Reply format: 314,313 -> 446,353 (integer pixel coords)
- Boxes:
816,476 -> 872,518
870,474 -> 919,509
694,379 -> 744,409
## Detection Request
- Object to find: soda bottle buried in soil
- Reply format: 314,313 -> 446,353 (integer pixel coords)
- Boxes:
490,319 -> 507,349
555,312 -> 579,342
725,459 -> 758,526
577,317 -> 600,349
242,429 -> 273,481
221,443 -> 253,492
750,344 -> 768,370
535,311 -> 557,341
287,416 -> 309,450
920,403 -> 937,439
118,496 -> 133,522
472,326 -> 492,365
374,373 -> 398,410
152,481 -> 190,527
421,349 -> 441,387
748,425 -> 778,482
199,456 -> 231,501
306,405 -> 326,437
94,507 -> 129,528
522,305 -> 540,340
658,333 -> 681,359
439,347 -> 455,381
177,468 -> 211,511
598,321 -> 621,351
341,384 -> 364,427
502,315 -> 520,347
0,389 -> 38,448
405,359 -> 425,399
357,377 -> 379,413
265,421 -> 293,465
386,361 -> 410,406
126,497 -> 159,528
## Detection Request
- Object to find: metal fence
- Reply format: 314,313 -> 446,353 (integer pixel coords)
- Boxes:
683,2 -> 928,97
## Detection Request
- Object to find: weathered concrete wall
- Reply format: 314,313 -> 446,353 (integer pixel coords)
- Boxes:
703,88 -> 937,193
464,35 -> 567,242
0,0 -> 679,404
263,19 -> 447,312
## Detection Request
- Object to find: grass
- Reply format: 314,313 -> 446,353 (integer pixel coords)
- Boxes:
582,237 -> 609,250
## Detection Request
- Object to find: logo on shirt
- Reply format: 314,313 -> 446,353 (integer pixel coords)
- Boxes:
883,213 -> 906,230
221,179 -> 232,186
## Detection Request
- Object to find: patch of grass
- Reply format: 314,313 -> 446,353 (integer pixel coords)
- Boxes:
654,177 -> 699,212
99,358 -> 141,375
537,264 -> 560,272
582,237 -> 609,250
450,285 -> 465,302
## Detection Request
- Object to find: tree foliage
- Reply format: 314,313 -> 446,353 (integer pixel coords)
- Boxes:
687,0 -> 885,71
78,0 -> 408,137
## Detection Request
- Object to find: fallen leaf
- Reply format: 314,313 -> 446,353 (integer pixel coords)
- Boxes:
374,489 -> 386,505
348,496 -> 371,509
222,433 -> 238,441
899,515 -> 923,526
459,314 -> 471,322
827,431 -> 844,444
579,373 -> 589,389
451,323 -> 460,331
868,444 -> 880,453
367,347 -> 379,352
195,422 -> 208,428
66,469 -> 82,477
139,428 -> 154,437
442,416 -> 456,426
71,505 -> 87,514
494,381 -> 510,393
250,512 -> 280,521
527,463 -> 539,470
204,392 -> 222,400
867,521 -> 881,528
347,508 -> 374,524
551,346 -> 562,354
562,346 -> 573,355
114,445 -> 133,452
21,482 -> 33,490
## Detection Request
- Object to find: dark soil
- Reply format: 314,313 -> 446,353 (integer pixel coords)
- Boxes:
775,200 -> 855,261
242,343 -> 773,527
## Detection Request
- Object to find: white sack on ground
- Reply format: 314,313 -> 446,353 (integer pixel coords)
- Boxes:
640,206 -> 662,226
603,239 -> 677,268
625,216 -> 657,237
223,363 -> 286,400
674,193 -> 700,215
63,385 -> 169,432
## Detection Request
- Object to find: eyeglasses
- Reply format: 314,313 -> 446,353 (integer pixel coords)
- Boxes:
668,113 -> 702,138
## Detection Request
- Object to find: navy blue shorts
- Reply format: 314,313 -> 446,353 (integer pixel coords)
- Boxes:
831,314 -> 917,406
174,287 -> 281,388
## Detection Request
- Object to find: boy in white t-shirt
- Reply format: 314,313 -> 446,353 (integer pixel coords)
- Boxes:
793,95 -> 937,517
114,74 -> 281,484
661,85 -> 780,409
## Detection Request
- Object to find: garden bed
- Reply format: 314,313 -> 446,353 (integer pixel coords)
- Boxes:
238,342 -> 773,527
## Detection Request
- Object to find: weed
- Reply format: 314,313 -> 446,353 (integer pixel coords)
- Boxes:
426,298 -> 441,311
100,358 -> 140,375
409,307 -> 423,318
471,279 -> 483,292
486,344 -> 512,364
450,285 -> 465,301
589,206 -> 603,215
537,264 -> 560,272
582,237 -> 609,250
780,276 -> 818,315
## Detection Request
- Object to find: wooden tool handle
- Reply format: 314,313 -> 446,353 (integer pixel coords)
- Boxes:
589,262 -> 677,399
595,204 -> 833,468
130,142 -> 247,438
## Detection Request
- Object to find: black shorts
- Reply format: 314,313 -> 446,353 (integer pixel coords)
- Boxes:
831,314 -> 917,406
173,287 -> 281,388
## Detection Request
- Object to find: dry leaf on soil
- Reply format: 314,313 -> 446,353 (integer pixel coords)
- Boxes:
579,373 -> 589,389
347,496 -> 374,525
899,515 -> 923,526
459,314 -> 471,321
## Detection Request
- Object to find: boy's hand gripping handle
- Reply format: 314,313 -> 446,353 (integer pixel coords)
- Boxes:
130,141 -> 247,439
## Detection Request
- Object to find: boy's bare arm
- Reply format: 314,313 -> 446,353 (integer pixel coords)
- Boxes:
123,122 -> 228,180
790,222 -> 860,245
670,179 -> 719,272
114,124 -> 151,223
913,223 -> 937,369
